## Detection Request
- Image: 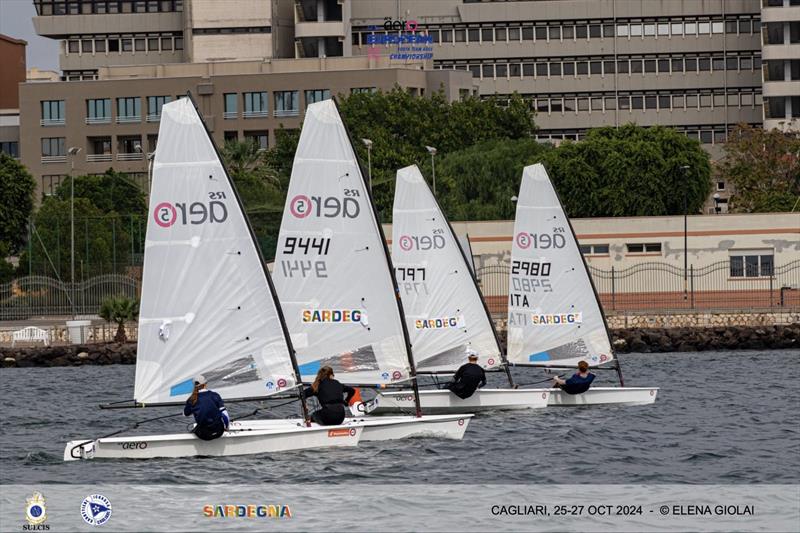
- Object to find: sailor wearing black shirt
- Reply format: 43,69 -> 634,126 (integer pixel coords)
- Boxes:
445,351 -> 487,399
303,366 -> 355,426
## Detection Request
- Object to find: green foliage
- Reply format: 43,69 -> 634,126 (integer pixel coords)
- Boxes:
99,295 -> 139,342
717,124 -> 800,213
54,168 -> 147,216
437,138 -> 550,220
0,153 -> 36,254
536,124 -> 712,217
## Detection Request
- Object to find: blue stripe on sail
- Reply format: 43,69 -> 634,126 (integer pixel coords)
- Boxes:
170,378 -> 194,397
298,360 -> 321,376
529,352 -> 551,362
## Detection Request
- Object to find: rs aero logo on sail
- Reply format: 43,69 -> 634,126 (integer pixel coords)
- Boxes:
289,189 -> 361,219
154,191 -> 229,228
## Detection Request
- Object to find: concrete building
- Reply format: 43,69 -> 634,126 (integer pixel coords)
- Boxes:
761,0 -> 800,131
0,34 -> 27,160
19,0 -> 794,200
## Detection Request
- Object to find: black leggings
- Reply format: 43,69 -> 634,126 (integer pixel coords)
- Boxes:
311,405 -> 346,426
194,419 -> 225,441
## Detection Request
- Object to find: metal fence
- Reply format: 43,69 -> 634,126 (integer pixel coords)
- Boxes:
0,275 -> 140,321
476,259 -> 800,316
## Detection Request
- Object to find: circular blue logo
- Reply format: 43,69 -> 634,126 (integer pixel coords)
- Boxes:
81,494 -> 112,526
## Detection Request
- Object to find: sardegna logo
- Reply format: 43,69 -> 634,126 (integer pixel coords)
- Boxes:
154,191 -> 228,228
288,189 -> 361,219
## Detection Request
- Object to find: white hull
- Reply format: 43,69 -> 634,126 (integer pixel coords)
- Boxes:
64,421 -> 361,461
546,386 -> 659,406
372,388 -> 550,414
236,414 -> 473,441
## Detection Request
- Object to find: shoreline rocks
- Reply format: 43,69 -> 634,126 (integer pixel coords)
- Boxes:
1,324 -> 797,368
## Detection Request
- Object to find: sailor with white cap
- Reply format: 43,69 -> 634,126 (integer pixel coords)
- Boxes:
444,349 -> 487,400
183,374 -> 230,440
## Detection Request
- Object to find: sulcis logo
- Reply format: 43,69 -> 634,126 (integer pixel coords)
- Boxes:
81,494 -> 112,526
153,191 -> 228,228
24,492 -> 48,530
289,189 -> 361,219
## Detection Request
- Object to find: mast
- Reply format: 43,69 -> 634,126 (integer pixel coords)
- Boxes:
421,173 -> 516,388
536,163 -> 623,386
333,98 -> 422,417
187,93 -> 312,422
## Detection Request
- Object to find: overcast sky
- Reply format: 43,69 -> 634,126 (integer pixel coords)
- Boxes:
0,0 -> 59,71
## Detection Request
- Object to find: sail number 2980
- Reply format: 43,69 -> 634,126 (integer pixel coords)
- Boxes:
511,260 -> 551,277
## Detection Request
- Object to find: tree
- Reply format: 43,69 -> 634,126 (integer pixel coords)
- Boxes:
54,169 -> 147,216
717,124 -> 800,212
99,295 -> 139,342
535,124 -> 711,217
0,154 -> 36,253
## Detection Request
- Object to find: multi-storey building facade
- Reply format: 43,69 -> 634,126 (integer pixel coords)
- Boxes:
19,0 -> 794,201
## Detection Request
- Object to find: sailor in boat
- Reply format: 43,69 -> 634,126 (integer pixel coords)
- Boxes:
183,375 -> 230,441
444,351 -> 487,400
303,366 -> 356,426
552,360 -> 596,394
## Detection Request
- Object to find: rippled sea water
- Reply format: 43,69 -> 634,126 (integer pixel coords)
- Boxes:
1,350 -> 798,485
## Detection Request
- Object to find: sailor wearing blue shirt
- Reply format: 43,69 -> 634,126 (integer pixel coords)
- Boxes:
552,360 -> 595,394
183,374 -> 230,441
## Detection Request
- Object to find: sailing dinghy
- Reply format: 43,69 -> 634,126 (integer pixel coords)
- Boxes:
272,101 -> 472,439
64,97 -> 371,460
373,165 -> 549,414
507,164 -> 658,406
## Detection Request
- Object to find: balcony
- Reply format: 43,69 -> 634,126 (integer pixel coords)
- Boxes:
243,110 -> 269,119
85,117 -> 111,125
40,118 -> 65,126
146,114 -> 161,123
274,109 -> 300,117
117,152 -> 143,161
41,155 -> 66,164
87,154 -> 113,163
295,21 -> 346,39
223,111 -> 238,119
116,115 -> 141,124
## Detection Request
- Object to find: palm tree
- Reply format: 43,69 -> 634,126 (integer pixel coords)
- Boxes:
221,139 -> 279,184
99,296 -> 139,343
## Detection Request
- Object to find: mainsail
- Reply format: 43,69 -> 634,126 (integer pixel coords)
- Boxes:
273,100 -> 412,384
134,97 -> 298,404
506,163 -> 613,367
392,165 -> 501,373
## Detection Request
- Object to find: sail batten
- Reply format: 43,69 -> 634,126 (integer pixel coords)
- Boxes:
134,97 -> 297,404
506,164 -> 613,368
273,100 -> 411,385
392,165 -> 502,373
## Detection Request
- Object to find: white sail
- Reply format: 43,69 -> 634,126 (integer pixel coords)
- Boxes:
506,163 -> 613,367
273,100 -> 411,384
134,98 -> 297,404
457,233 -> 476,275
392,165 -> 501,373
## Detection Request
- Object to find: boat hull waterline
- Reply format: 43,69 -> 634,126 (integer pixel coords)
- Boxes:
372,388 -> 550,414
546,386 -> 659,406
64,422 -> 362,461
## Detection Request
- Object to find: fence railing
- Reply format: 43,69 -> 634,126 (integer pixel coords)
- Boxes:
1,275 -> 140,321
2,260 -> 798,321
476,259 -> 800,316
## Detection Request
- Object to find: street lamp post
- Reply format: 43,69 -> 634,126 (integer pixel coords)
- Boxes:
425,145 -> 437,195
68,146 -> 81,318
361,139 -> 373,191
680,165 -> 690,302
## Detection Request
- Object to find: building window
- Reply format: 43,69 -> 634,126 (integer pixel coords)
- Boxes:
274,91 -> 299,117
0,141 -> 19,158
351,87 -> 377,94
116,97 -> 141,123
626,242 -> 662,254
305,89 -> 331,105
41,100 -> 65,126
579,244 -> 610,255
224,131 -> 238,143
87,136 -> 112,162
147,95 -> 171,122
243,92 -> 268,118
730,252 -> 774,278
41,137 -> 66,162
244,131 -> 268,151
117,135 -> 143,159
223,93 -> 238,119
86,98 -> 111,124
